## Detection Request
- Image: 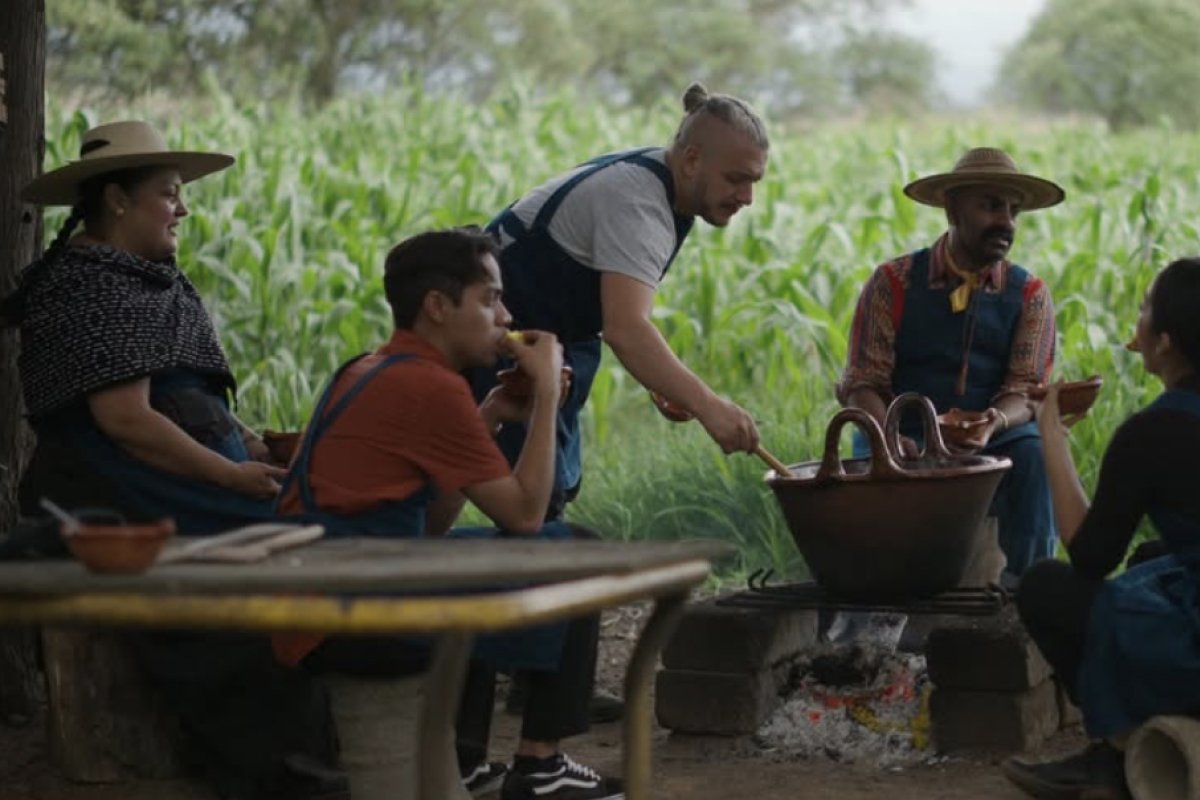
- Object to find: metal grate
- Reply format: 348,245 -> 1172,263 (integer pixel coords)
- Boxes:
716,570 -> 1009,616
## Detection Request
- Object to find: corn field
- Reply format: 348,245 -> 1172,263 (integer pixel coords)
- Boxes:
41,88 -> 1200,579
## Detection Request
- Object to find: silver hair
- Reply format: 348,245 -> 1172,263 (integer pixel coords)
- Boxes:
672,82 -> 769,151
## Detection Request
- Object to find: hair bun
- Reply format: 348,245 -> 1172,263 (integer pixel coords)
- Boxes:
682,82 -> 709,113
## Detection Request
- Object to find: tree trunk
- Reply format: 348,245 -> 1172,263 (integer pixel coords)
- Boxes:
0,0 -> 46,727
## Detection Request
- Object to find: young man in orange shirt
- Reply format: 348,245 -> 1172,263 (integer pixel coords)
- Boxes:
275,227 -> 621,800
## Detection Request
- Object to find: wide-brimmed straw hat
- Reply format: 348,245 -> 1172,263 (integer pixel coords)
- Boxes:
21,120 -> 234,206
903,147 -> 1064,211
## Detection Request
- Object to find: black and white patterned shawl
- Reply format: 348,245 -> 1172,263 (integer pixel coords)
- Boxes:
16,244 -> 235,419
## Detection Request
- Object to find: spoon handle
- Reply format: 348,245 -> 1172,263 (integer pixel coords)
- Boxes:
755,444 -> 794,478
39,497 -> 80,535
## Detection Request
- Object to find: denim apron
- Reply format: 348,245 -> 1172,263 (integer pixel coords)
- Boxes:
277,354 -> 431,536
278,352 -> 571,670
1077,389 -> 1200,737
32,369 -> 275,534
470,148 -> 695,506
860,248 -> 1056,573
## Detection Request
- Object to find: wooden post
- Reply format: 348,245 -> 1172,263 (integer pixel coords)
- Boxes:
0,0 -> 46,727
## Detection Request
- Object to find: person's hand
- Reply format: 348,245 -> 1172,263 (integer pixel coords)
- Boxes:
481,383 -> 532,425
223,461 -> 287,498
243,433 -> 272,463
898,435 -> 921,459
502,330 -> 563,404
1034,383 -> 1084,436
696,397 -> 760,454
938,409 -> 991,452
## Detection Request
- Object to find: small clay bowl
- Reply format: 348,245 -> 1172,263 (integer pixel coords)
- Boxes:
1029,375 -> 1103,417
936,408 -> 990,449
64,518 -> 176,574
649,391 -> 695,423
262,430 -> 302,466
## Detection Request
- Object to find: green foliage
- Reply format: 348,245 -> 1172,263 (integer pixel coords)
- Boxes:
40,89 -> 1200,580
46,0 -> 934,116
834,29 -> 939,115
1001,0 -> 1200,130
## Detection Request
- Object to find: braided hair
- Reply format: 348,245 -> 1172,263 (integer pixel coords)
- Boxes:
0,205 -> 84,326
1,165 -> 165,326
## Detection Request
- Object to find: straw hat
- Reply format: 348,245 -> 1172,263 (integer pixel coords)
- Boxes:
903,147 -> 1064,211
21,120 -> 234,206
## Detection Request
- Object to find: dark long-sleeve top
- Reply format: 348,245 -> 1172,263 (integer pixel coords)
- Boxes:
1069,377 -> 1200,578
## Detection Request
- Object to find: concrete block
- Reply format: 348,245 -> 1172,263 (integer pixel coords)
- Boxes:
662,598 -> 817,674
655,668 -> 779,735
931,679 -> 1060,753
926,608 -> 1052,691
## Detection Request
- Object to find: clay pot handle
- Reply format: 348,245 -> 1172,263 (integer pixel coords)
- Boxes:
884,392 -> 952,459
816,407 -> 904,483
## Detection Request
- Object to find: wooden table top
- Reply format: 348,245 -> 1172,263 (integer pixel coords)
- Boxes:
0,537 -> 734,596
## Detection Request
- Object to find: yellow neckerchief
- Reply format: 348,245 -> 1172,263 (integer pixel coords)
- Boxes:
942,245 -> 986,313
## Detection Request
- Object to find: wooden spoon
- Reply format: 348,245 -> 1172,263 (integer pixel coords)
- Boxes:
647,391 -> 794,477
755,444 -> 795,478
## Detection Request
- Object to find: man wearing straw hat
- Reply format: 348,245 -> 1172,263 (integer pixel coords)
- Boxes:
838,147 -> 1065,578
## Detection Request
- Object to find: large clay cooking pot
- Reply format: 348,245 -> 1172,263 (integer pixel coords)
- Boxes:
766,393 -> 1012,602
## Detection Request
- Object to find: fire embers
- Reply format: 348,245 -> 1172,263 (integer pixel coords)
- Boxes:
757,641 -> 932,768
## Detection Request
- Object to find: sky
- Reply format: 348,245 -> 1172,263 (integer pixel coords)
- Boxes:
885,0 -> 1047,107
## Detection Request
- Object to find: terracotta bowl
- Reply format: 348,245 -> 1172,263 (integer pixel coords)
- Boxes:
262,430 -> 302,466
936,408 -> 990,450
1029,375 -> 1103,417
649,390 -> 695,423
64,518 -> 176,574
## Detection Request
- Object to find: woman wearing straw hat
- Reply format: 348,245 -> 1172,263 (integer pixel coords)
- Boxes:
3,120 -> 286,531
1003,258 -> 1200,799
838,146 -> 1065,579
1,121 -> 343,800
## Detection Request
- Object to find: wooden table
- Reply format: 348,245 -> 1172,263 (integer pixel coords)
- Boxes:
0,537 -> 732,799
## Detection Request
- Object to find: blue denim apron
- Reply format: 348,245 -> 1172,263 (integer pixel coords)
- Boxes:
278,352 -> 571,670
1077,389 -> 1200,737
470,148 -> 695,504
61,369 -> 275,534
276,354 -> 431,536
861,248 -> 1056,573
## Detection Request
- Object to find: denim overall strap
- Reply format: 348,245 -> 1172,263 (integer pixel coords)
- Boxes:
486,147 -> 694,341
279,354 -> 413,516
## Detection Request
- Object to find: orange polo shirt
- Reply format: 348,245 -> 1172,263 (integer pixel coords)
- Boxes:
277,329 -> 510,519
273,330 -> 510,667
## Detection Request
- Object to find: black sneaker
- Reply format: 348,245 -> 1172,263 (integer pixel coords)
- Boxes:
462,760 -> 508,797
1001,741 -> 1131,800
501,753 -> 623,800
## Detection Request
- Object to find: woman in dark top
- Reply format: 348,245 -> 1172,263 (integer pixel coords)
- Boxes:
1003,257 -> 1200,800
2,121 -> 340,800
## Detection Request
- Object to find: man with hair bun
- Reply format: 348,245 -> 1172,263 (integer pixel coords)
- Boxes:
472,81 -> 770,521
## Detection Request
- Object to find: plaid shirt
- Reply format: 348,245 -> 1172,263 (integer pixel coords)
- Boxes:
838,234 -> 1055,404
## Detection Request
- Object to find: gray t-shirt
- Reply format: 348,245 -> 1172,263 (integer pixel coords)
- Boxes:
503,148 -> 681,289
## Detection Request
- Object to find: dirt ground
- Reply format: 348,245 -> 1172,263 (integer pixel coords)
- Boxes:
0,603 -> 1081,799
